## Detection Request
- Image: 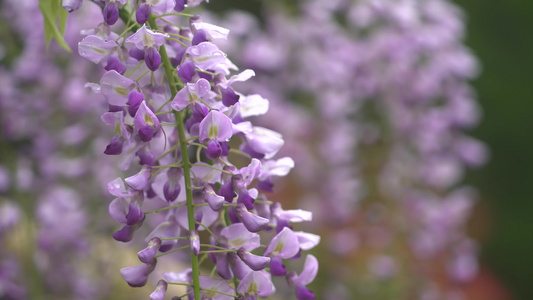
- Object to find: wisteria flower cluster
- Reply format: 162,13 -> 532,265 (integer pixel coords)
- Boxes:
74,1 -> 319,299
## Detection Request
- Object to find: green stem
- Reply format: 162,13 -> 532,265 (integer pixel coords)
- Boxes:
198,249 -> 236,254
148,17 -> 201,300
200,288 -> 238,298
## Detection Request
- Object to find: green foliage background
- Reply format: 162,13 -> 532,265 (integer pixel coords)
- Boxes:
457,0 -> 533,299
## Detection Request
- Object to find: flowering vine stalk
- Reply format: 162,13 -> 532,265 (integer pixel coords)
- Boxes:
67,0 -> 319,299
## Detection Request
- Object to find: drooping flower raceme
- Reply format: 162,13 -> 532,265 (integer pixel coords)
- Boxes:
75,1 -> 319,299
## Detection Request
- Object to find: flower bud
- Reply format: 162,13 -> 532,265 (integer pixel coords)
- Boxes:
145,47 -> 162,71
189,230 -> 200,256
103,2 -> 119,25
136,3 -> 151,25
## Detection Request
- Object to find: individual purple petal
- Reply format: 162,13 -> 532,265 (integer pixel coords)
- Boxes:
104,136 -> 124,155
150,280 -> 167,300
162,168 -> 182,202
146,220 -> 182,252
204,185 -> 225,211
192,103 -> 209,122
269,256 -> 287,276
259,157 -> 295,179
217,180 -> 235,203
178,60 -> 196,83
113,220 -> 144,242
216,253 -> 233,280
163,268 -> 191,283
228,252 -> 253,280
235,203 -> 269,233
227,206 -> 240,224
256,178 -> 273,192
244,127 -> 284,159
120,260 -> 157,287
105,56 -> 126,74
190,230 -> 200,256
186,42 -> 226,71
220,223 -> 260,251
129,47 -> 145,61
218,69 -> 255,89
237,248 -> 270,271
101,110 -> 130,139
134,101 -> 160,142
100,70 -> 136,106
236,188 -> 255,210
62,0 -> 82,12
126,25 -> 169,49
138,237 -> 162,263
126,200 -> 144,225
205,140 -> 222,159
276,218 -> 292,233
237,271 -> 274,297
239,159 -> 262,186
108,178 -> 134,198
272,203 -> 313,223
145,47 -> 162,71
103,2 -> 119,25
264,227 -> 300,259
113,225 -> 134,242
239,94 -> 269,118
221,87 -> 240,107
192,29 -> 208,45
150,0 -> 175,14
199,110 -> 233,142
127,90 -> 144,117
109,197 -> 128,224
293,232 -> 320,251
170,78 -> 210,111
192,77 -> 212,98
174,0 -> 185,11
191,20 -> 230,40
295,286 -> 316,300
125,165 -> 152,190
136,3 -> 151,24
199,276 -> 234,300
175,205 -> 219,231
78,35 -> 118,64
137,146 -> 157,166
292,255 -> 318,286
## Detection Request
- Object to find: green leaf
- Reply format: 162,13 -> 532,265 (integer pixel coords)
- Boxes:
38,0 -> 72,53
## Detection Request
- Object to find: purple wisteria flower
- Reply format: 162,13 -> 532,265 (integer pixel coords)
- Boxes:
70,2 -> 319,300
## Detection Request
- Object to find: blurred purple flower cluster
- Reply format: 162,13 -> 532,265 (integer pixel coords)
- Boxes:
0,0 -> 118,299
216,0 -> 487,298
